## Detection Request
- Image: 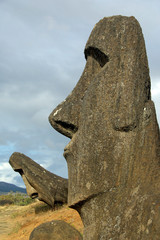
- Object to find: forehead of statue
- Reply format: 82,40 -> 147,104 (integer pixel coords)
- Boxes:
84,15 -> 143,61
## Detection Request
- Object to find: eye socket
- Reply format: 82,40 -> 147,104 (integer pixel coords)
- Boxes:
15,168 -> 24,175
84,47 -> 109,67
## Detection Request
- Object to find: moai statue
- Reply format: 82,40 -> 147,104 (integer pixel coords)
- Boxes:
9,152 -> 68,208
49,16 -> 160,239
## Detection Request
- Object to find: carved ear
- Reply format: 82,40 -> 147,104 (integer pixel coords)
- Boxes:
112,80 -> 138,132
111,41 -> 150,132
112,73 -> 150,132
112,87 -> 152,132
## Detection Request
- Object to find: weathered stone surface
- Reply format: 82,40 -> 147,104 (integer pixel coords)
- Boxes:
29,220 -> 82,240
9,152 -> 68,208
49,16 -> 160,239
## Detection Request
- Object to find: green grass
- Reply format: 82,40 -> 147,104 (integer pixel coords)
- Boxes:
0,191 -> 35,206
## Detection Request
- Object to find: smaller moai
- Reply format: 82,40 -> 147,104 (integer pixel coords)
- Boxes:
9,152 -> 68,208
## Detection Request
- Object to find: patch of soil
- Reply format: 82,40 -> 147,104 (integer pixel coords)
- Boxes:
0,205 -> 21,240
0,202 -> 83,240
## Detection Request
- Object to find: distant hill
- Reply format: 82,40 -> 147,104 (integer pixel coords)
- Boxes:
0,181 -> 26,195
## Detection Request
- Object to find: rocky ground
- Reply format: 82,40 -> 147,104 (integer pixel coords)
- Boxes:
0,201 -> 83,240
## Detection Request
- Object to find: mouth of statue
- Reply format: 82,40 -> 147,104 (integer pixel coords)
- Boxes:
63,133 -> 77,159
63,145 -> 71,159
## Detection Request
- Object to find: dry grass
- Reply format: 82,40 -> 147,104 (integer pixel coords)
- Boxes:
0,201 -> 83,240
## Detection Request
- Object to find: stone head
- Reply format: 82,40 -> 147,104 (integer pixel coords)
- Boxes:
9,152 -> 68,207
49,16 -> 152,207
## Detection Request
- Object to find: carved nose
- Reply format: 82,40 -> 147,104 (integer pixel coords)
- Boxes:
21,174 -> 38,198
26,186 -> 38,199
49,96 -> 79,139
31,192 -> 38,199
49,53 -> 103,138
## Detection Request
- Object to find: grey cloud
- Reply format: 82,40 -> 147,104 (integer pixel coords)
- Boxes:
0,0 -> 159,187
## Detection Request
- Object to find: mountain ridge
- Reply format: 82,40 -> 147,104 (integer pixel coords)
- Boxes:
0,181 -> 26,194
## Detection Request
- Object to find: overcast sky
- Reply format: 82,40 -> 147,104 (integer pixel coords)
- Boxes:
0,0 -> 159,187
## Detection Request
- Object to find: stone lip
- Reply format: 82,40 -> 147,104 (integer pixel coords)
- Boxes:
9,152 -> 68,208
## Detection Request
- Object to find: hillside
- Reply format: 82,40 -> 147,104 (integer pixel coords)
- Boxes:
0,182 -> 26,194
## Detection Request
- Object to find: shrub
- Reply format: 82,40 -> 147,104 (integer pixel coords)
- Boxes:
0,192 -> 35,206
0,199 -> 13,206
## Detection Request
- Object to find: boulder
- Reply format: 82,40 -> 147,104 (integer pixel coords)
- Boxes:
29,220 -> 82,240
